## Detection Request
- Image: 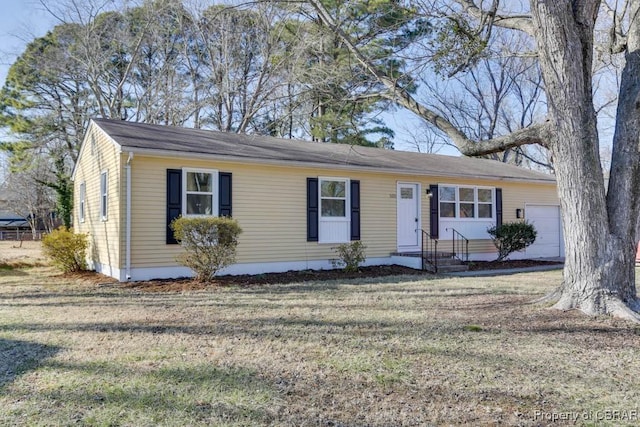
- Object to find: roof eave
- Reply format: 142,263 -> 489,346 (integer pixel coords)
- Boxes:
122,146 -> 556,185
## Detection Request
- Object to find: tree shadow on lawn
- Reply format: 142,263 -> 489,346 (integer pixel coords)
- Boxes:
0,291 -> 120,300
233,273 -> 441,295
0,290 -> 210,309
31,360 -> 276,424
2,312 -> 637,353
0,268 -> 29,277
0,338 -> 61,390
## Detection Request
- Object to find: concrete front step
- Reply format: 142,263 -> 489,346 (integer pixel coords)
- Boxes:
391,251 -> 455,257
391,251 -> 469,273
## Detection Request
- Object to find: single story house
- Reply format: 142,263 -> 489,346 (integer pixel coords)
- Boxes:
72,119 -> 562,281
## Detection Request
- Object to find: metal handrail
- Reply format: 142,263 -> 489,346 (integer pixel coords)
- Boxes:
420,229 -> 438,273
445,227 -> 469,262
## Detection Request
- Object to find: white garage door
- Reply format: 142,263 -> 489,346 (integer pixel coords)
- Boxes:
526,205 -> 562,258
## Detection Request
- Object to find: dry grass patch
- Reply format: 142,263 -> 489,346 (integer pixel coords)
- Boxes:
0,241 -> 48,272
0,240 -> 47,263
1,263 -> 640,426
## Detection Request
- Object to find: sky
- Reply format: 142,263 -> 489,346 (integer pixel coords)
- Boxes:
0,0 -> 57,180
0,0 -> 54,85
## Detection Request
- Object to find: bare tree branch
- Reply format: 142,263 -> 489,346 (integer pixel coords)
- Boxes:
603,0 -> 629,53
454,0 -> 535,35
307,0 -> 549,156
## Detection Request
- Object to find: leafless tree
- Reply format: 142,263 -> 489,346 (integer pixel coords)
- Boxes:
417,30 -> 547,165
190,3 -> 290,133
4,159 -> 57,238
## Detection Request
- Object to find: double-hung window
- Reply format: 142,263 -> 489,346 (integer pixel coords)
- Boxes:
439,186 -> 456,218
100,171 -> 108,221
182,168 -> 218,216
319,177 -> 350,243
79,182 -> 86,223
477,188 -> 493,218
321,179 -> 347,217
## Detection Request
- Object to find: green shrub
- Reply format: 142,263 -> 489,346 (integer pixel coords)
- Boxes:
332,241 -> 367,272
487,221 -> 537,261
41,226 -> 89,273
171,216 -> 242,282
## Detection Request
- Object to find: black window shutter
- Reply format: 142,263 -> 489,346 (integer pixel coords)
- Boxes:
429,184 -> 439,238
219,172 -> 232,217
166,169 -> 182,244
307,178 -> 319,242
350,180 -> 360,241
496,188 -> 503,227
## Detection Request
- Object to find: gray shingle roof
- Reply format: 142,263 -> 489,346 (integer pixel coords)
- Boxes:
92,118 -> 555,183
0,210 -> 28,228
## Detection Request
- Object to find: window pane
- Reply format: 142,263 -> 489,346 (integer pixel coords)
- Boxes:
321,199 -> 346,217
80,184 -> 85,220
459,187 -> 474,202
478,188 -> 492,203
400,188 -> 413,199
440,186 -> 456,202
321,180 -> 346,198
440,202 -> 455,218
100,173 -> 107,218
186,194 -> 213,215
460,203 -> 475,218
478,204 -> 492,218
187,172 -> 212,192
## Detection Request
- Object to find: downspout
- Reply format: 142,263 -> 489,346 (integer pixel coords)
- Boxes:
125,152 -> 133,281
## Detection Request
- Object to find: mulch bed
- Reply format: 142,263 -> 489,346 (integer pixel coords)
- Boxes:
122,264 -> 426,292
113,259 -> 563,292
465,259 -> 562,271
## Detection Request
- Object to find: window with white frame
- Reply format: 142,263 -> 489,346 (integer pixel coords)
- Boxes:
79,182 -> 86,223
321,179 -> 347,218
439,185 -> 494,219
100,171 -> 108,220
183,168 -> 218,216
439,186 -> 456,218
477,188 -> 493,218
319,177 -> 350,243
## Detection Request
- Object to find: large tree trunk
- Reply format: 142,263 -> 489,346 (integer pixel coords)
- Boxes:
601,0 -> 640,315
307,0 -> 640,320
532,0 -> 640,319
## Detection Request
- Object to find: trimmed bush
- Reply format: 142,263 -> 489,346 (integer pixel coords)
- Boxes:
487,221 -> 537,261
171,216 -> 242,282
41,226 -> 89,273
332,241 -> 367,272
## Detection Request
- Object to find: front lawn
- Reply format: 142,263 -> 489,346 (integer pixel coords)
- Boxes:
1,256 -> 640,425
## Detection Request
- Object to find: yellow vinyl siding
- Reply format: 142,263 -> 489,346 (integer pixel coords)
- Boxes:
129,157 -> 398,267
128,155 -> 558,269
434,239 -> 494,254
73,127 -> 122,269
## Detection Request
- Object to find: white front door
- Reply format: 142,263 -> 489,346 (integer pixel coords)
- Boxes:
397,183 -> 420,250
